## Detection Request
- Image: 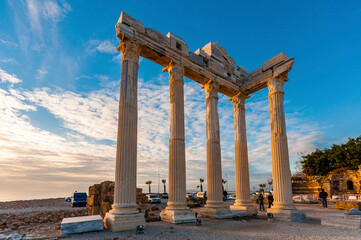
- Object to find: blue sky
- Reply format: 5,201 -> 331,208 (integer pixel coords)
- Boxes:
0,0 -> 360,201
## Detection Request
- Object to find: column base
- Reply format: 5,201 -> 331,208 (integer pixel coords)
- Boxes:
104,211 -> 145,232
160,207 -> 195,224
230,204 -> 258,216
198,205 -> 233,219
267,207 -> 306,222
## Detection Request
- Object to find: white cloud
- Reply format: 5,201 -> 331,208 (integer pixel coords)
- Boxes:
96,40 -> 117,54
0,68 -> 22,84
42,0 -> 71,22
0,73 -> 326,199
0,39 -> 18,47
0,58 -> 17,64
36,68 -> 48,80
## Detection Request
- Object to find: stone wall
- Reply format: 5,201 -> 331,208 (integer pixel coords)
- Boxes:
292,165 -> 361,198
86,181 -> 148,217
292,179 -> 321,195
336,201 -> 361,210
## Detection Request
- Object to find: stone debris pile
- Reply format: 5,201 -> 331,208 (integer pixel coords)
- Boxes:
86,181 -> 148,217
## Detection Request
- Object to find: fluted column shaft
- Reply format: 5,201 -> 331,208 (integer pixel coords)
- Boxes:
111,40 -> 140,214
230,93 -> 252,206
268,74 -> 295,209
203,80 -> 224,207
165,62 -> 187,209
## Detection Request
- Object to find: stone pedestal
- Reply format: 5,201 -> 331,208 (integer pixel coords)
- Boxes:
104,40 -> 145,231
198,206 -> 233,219
229,93 -> 258,216
160,62 -> 194,224
104,212 -> 145,232
267,208 -> 306,222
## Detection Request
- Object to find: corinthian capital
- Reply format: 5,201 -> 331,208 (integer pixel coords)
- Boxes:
229,92 -> 249,110
163,61 -> 184,84
268,73 -> 288,96
117,40 -> 140,63
202,80 -> 219,99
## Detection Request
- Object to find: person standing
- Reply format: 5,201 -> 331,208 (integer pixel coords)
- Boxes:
267,192 -> 274,209
319,189 -> 328,208
258,193 -> 265,211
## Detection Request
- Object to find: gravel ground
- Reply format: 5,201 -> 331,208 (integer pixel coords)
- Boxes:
1,199 -> 360,240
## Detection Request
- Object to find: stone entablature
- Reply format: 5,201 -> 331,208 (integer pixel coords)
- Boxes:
116,12 -> 294,97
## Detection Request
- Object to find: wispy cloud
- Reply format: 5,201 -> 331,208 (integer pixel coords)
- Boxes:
0,68 -> 22,84
0,38 -> 18,47
96,40 -> 117,54
87,40 -> 118,54
0,72 -> 325,199
36,68 -> 48,80
0,58 -> 17,64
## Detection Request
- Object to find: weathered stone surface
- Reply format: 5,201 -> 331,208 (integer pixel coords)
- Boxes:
262,52 -> 288,71
189,52 -> 206,66
267,208 -> 306,222
118,11 -> 145,33
166,32 -> 188,56
61,215 -> 103,235
145,28 -> 170,46
321,215 -> 361,229
104,212 -> 145,232
336,201 -> 361,210
115,22 -> 134,39
87,181 -> 148,217
197,207 -> 234,219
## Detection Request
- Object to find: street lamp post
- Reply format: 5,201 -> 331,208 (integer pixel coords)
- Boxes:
157,171 -> 160,195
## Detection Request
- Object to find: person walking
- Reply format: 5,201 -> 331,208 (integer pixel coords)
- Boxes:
319,189 -> 328,208
258,193 -> 265,211
267,192 -> 274,209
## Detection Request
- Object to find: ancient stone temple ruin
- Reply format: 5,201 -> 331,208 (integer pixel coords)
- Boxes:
104,11 -> 302,231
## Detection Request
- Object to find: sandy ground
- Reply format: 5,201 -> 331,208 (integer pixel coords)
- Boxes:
0,199 -> 360,240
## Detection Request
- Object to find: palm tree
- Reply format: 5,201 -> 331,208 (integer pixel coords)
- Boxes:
162,179 -> 166,193
259,183 -> 266,193
267,179 -> 273,191
146,180 -> 152,194
199,178 -> 204,192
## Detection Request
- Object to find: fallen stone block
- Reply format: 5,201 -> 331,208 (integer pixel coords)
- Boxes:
321,215 -> 361,229
61,215 -> 103,235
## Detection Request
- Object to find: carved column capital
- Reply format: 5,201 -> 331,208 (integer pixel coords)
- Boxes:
268,73 -> 288,97
202,80 -> 219,100
117,40 -> 140,63
163,61 -> 184,84
229,92 -> 249,110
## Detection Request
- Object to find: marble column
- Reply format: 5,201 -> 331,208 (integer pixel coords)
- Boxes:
229,93 -> 257,215
160,62 -> 194,223
104,40 -> 145,231
267,74 -> 295,210
199,80 -> 231,219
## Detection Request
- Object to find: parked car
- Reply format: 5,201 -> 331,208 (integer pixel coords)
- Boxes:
147,194 -> 161,204
71,192 -> 87,207
227,194 -> 236,200
161,192 -> 168,199
186,193 -> 196,199
65,196 -> 72,202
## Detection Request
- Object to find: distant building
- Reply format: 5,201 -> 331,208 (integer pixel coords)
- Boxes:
292,165 -> 361,198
